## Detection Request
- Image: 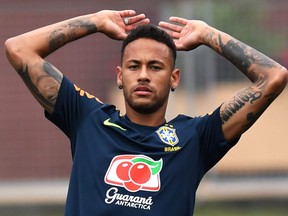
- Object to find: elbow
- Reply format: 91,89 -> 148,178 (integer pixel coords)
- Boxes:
268,66 -> 288,95
282,66 -> 288,84
276,66 -> 288,89
5,37 -> 24,71
5,37 -> 17,59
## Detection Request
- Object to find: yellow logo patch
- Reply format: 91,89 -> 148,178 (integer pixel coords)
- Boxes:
156,126 -> 179,146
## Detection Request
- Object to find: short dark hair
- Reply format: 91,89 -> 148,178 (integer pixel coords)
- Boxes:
121,24 -> 177,67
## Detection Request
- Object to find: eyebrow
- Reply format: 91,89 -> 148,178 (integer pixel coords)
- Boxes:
127,59 -> 165,65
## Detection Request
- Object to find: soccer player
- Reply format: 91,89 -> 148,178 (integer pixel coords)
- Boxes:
5,9 -> 288,216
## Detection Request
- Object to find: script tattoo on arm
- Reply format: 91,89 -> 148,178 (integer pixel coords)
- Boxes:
17,61 -> 63,113
220,79 -> 264,124
49,19 -> 97,52
243,92 -> 275,130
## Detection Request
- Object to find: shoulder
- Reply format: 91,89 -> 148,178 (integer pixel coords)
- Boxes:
168,111 -> 214,125
167,107 -> 222,133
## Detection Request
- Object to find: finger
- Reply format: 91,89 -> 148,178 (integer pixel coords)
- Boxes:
125,18 -> 150,31
169,16 -> 188,26
125,14 -> 147,25
160,26 -> 180,38
159,21 -> 182,33
135,18 -> 150,25
175,43 -> 185,51
119,10 -> 136,17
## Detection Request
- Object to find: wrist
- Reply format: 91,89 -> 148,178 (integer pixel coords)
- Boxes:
201,25 -> 216,47
91,10 -> 111,34
91,13 -> 103,33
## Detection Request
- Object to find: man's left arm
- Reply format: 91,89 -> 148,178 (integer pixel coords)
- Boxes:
204,25 -> 288,141
159,17 -> 288,142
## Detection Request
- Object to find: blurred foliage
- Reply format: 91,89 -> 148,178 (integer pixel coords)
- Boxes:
169,0 -> 288,83
176,0 -> 288,56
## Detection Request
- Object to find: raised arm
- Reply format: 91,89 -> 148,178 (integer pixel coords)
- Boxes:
5,10 -> 149,114
159,17 -> 288,142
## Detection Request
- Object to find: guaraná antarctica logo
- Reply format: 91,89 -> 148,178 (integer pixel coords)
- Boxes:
105,155 -> 163,192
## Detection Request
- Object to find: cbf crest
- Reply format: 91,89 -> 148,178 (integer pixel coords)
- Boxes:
156,126 -> 179,146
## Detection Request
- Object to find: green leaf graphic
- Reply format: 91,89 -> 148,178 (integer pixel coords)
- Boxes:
131,157 -> 163,175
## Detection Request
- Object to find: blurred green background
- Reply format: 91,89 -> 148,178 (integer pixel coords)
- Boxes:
1,201 -> 288,216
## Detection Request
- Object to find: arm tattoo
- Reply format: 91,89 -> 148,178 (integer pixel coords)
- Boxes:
243,93 -> 276,130
204,31 -> 221,53
221,78 -> 277,128
214,31 -> 284,132
17,61 -> 63,112
220,85 -> 262,123
220,77 -> 267,123
218,35 -> 280,79
43,61 -> 62,83
49,19 -> 97,52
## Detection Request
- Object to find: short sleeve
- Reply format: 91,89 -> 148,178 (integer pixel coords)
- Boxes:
196,106 -> 240,172
45,76 -> 103,138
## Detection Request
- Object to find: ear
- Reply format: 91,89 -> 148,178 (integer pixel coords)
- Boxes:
170,68 -> 180,90
116,66 -> 123,87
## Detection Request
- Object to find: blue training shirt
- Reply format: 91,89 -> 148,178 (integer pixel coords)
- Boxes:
46,77 -> 238,216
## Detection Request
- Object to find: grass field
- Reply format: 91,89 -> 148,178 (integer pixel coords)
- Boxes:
0,201 -> 287,216
194,201 -> 288,216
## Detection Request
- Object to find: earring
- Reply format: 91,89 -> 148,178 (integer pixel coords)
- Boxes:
171,87 -> 175,92
118,84 -> 123,89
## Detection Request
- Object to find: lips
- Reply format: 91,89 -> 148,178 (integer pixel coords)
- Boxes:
134,86 -> 152,92
134,85 -> 152,96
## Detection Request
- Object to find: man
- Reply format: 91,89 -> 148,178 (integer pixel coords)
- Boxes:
5,9 -> 288,216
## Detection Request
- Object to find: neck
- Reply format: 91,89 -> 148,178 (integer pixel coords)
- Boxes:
125,108 -> 166,127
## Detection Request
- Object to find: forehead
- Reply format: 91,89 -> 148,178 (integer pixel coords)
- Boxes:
123,38 -> 172,63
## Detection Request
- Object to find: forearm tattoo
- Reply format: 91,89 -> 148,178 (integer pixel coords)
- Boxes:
49,19 -> 97,52
216,34 -> 280,127
204,31 -> 221,53
17,61 -> 62,113
218,35 -> 280,80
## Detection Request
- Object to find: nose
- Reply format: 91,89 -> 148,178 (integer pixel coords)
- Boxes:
137,66 -> 150,83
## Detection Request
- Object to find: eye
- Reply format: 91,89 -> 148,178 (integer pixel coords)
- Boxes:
151,65 -> 162,71
128,65 -> 139,71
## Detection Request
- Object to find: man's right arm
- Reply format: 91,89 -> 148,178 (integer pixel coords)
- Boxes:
5,10 -> 149,114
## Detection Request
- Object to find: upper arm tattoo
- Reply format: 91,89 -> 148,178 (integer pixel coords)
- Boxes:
220,79 -> 265,124
220,85 -> 262,123
42,61 -> 62,83
243,93 -> 275,130
17,61 -> 63,113
220,79 -> 277,130
15,19 -> 96,113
